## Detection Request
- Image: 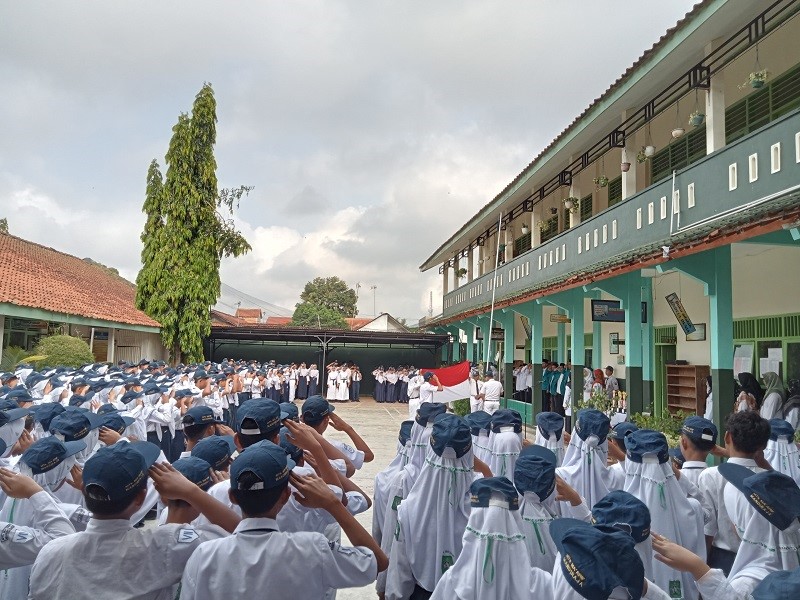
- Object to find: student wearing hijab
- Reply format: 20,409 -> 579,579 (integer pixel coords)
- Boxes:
606,421 -> 639,490
592,490 -> 655,582
652,465 -> 800,600
385,414 -> 474,600
515,445 -> 590,573
624,429 -> 705,600
430,478 -> 529,600
737,372 -> 764,408
764,418 -> 800,485
703,376 -> 714,421
464,411 -> 492,464
760,372 -> 786,420
487,409 -> 523,480
372,420 -> 413,546
534,412 -> 566,467
592,368 -> 606,394
557,409 -> 614,511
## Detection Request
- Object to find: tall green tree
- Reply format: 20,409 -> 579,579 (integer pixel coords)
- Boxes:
135,160 -> 166,317
137,84 -> 251,363
299,277 -> 358,317
290,302 -> 349,329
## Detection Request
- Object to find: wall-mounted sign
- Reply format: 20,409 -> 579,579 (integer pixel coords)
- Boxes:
609,332 -> 620,354
549,314 -> 571,324
476,327 -> 506,341
665,292 -> 696,335
591,299 -> 648,324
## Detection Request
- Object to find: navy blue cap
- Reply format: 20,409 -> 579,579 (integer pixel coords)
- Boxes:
142,381 -> 168,395
575,409 -> 611,443
769,418 -> 795,441
429,413 -> 472,458
191,435 -> 236,470
0,398 -> 31,423
21,437 -> 86,475
608,421 -> 639,441
30,403 -> 66,432
193,370 -> 210,381
490,409 -> 522,433
415,402 -> 446,426
49,410 -> 105,441
173,389 -> 194,400
68,393 -> 94,407
463,411 -> 492,437
669,447 -> 686,467
96,404 -> 120,416
279,402 -> 299,422
172,457 -> 213,491
591,490 -> 651,543
237,400 -> 287,436
231,440 -> 294,490
301,396 -> 334,424
536,412 -> 565,440
422,372 -> 434,382
398,420 -> 414,446
514,444 -> 557,499
469,477 -> 520,510
278,427 -> 303,464
120,390 -> 144,404
82,441 -> 161,501
4,389 -> 33,404
550,518 -> 645,600
182,405 -> 218,427
625,429 -> 669,464
100,413 -> 135,435
681,416 -> 718,445
720,463 -> 800,530
752,567 -> 800,600
0,373 -> 18,384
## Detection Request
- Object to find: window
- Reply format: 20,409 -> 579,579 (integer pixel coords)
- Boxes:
607,176 -> 623,207
580,193 -> 593,222
540,215 -> 559,243
513,232 -> 531,257
651,127 -> 707,184
726,63 -> 800,143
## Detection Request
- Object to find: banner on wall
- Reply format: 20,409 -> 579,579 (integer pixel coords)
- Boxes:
591,299 -> 648,324
665,292 -> 696,335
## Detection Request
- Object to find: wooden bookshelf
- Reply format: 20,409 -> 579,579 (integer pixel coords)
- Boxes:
666,364 -> 710,415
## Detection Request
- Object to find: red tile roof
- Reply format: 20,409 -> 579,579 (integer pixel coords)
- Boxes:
211,310 -> 239,327
0,233 -> 160,328
263,316 -> 375,330
235,308 -> 262,319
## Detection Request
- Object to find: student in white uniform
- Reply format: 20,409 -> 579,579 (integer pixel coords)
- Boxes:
677,416 -> 717,487
591,490 -> 655,582
764,418 -> 800,485
698,411 -> 770,576
652,464 -> 800,600
480,372 -> 503,415
301,396 -> 373,470
606,421 -> 639,490
464,411 -> 492,464
372,421 -> 413,546
468,369 -> 484,413
385,414 -> 474,600
548,517 -> 672,600
760,372 -> 786,421
180,441 -> 388,599
191,435 -> 236,473
431,477 -> 529,600
534,412 -> 567,467
411,372 -> 442,419
487,409 -> 523,481
28,441 -> 240,599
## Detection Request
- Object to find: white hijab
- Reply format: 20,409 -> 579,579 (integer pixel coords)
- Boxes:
487,429 -> 522,480
408,420 -> 435,474
551,554 -> 643,600
519,490 -> 560,572
474,431 -> 491,464
624,456 -> 704,600
534,430 -> 565,467
556,434 -> 612,509
397,445 -> 474,592
725,482 -> 800,580
764,435 -> 800,487
0,420 -> 26,458
431,501 -> 529,600
373,440 -> 410,544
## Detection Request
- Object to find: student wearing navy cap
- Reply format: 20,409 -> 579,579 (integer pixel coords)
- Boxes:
431,477 -> 529,600
406,402 -> 447,473
180,441 -> 387,599
302,395 -> 374,473
607,421 -> 639,489
678,416 -> 717,486
373,420 -> 414,546
156,456 -> 215,525
386,414 -> 475,599
29,441 -> 239,599
464,410 -> 492,464
279,401 -> 299,422
180,405 -> 232,460
191,435 -> 236,472
624,429 -> 705,600
487,409 -> 523,481
697,411 -> 770,576
592,490 -> 654,581
764,418 -> 799,484
556,409 -> 614,510
534,411 -> 567,466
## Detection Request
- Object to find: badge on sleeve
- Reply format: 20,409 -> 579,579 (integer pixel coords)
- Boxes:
177,528 -> 199,544
12,530 -> 33,543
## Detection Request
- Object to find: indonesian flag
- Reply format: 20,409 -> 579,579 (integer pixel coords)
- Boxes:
420,361 -> 471,404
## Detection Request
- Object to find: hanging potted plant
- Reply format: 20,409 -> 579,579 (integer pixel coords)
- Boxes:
672,98 -> 685,139
593,175 -> 609,189
741,69 -> 769,89
636,148 -> 649,164
455,267 -> 467,279
621,149 -> 631,172
538,220 -> 547,232
689,110 -> 705,127
563,197 -> 580,214
645,145 -> 656,157
521,223 -> 529,234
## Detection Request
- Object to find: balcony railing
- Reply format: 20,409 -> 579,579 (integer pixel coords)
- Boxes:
442,107 -> 800,318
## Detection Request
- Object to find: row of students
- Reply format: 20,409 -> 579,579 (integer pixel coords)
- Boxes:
325,363 -> 363,403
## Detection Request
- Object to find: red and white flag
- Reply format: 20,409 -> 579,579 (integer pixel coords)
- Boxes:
420,361 -> 471,404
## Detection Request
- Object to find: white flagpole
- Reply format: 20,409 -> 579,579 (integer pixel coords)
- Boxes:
484,211 -> 504,375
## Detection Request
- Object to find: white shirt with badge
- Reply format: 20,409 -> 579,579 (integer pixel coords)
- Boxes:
329,440 -> 365,471
28,518 -> 226,600
180,517 -> 377,600
0,491 -> 74,570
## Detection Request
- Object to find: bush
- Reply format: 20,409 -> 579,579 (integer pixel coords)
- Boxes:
34,335 -> 94,368
0,346 -> 32,371
631,408 -> 690,447
451,398 -> 470,417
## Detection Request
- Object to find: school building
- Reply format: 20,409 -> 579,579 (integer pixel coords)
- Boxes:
419,0 -> 800,426
0,232 -> 166,364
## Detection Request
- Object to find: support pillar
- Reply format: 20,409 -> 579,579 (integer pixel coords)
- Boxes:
622,109 -> 637,199
442,264 -> 450,295
465,323 -> 475,365
518,302 -> 544,413
641,277 -> 655,411
569,296 -> 585,417
467,248 -> 474,283
705,39 -> 726,154
556,312 -> 566,364
499,311 -> 516,398
593,321 -> 602,371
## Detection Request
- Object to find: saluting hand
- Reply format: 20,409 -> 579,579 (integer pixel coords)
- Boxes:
327,412 -> 349,432
289,472 -> 338,510
0,468 -> 43,499
555,476 -> 582,507
66,465 -> 84,490
284,420 -> 321,451
149,462 -> 196,501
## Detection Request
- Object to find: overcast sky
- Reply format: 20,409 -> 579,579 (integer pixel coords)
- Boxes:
1,1 -> 697,321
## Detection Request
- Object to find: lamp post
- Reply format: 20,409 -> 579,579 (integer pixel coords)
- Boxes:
370,285 -> 377,316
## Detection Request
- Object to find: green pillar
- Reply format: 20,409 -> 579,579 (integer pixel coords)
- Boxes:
529,302 -> 545,413
708,247 -> 735,430
624,273 -> 644,414
465,322 -> 475,365
569,294 -> 585,417
450,326 -> 461,362
593,321 -> 602,371
641,277 -> 655,412
499,311 -> 516,398
556,310 -> 567,364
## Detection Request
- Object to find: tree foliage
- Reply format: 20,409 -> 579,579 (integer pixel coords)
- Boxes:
299,277 -> 358,317
0,218 -> 8,234
136,83 -> 252,363
34,335 -> 94,368
290,302 -> 349,329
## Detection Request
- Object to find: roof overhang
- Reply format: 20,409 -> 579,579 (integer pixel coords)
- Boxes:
0,303 -> 162,334
208,326 -> 448,347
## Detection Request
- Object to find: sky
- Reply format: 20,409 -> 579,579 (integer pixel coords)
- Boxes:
1,1 -> 698,322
